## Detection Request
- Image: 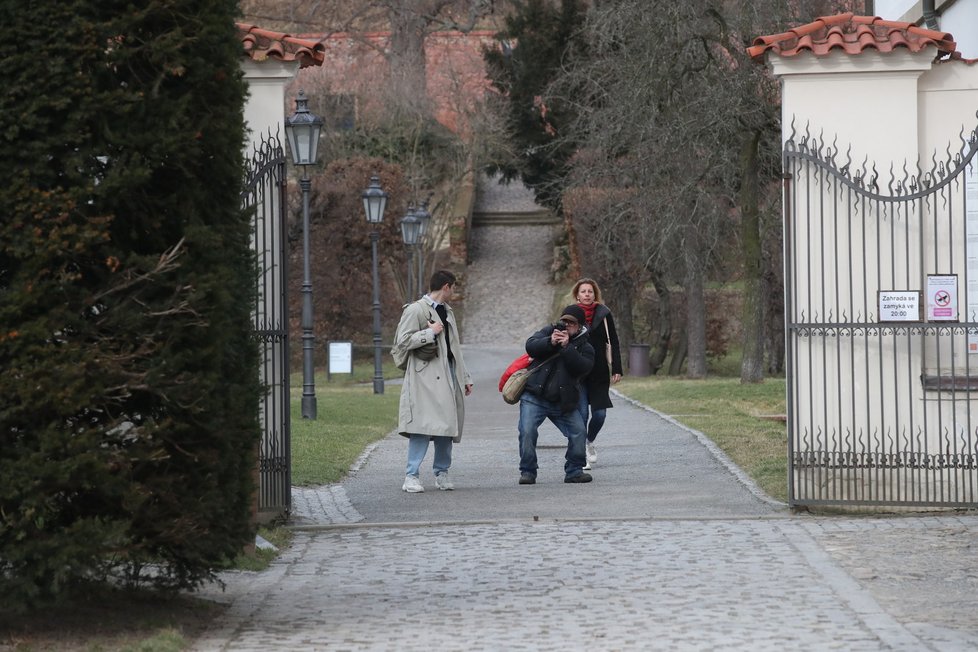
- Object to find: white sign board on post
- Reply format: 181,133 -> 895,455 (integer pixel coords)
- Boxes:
878,290 -> 921,322
327,341 -> 353,381
927,275 -> 958,322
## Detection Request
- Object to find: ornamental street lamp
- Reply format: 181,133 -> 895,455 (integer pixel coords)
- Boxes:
413,202 -> 432,298
285,90 -> 323,420
362,175 -> 388,395
401,207 -> 421,299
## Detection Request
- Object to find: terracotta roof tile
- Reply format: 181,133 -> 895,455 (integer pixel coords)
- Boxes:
747,12 -> 956,62
237,23 -> 325,68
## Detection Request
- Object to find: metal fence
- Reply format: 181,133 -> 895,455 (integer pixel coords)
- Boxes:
242,134 -> 291,519
784,121 -> 978,508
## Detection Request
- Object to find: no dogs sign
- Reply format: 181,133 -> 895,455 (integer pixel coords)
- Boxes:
927,275 -> 958,322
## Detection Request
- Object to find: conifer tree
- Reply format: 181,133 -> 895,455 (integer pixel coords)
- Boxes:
483,0 -> 589,212
0,0 -> 261,606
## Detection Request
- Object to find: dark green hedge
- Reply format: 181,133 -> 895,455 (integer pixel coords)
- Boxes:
483,0 -> 589,213
0,1 -> 262,607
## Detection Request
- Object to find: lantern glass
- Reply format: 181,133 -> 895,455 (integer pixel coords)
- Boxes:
401,210 -> 421,246
362,175 -> 388,224
414,203 -> 431,240
284,90 -> 323,166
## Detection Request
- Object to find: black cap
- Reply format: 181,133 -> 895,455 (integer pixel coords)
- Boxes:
560,305 -> 586,326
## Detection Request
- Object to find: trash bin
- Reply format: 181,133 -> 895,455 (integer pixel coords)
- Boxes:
628,343 -> 650,376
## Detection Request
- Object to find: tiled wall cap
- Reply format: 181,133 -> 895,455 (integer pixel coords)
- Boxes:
747,12 -> 956,63
237,23 -> 326,68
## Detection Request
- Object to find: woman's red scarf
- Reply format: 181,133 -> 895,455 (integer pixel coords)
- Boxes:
578,302 -> 597,326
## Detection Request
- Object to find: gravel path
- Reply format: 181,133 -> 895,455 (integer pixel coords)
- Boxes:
463,225 -> 557,346
463,173 -> 558,347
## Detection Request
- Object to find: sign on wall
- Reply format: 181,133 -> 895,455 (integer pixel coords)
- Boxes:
878,290 -> 921,322
926,274 -> 958,322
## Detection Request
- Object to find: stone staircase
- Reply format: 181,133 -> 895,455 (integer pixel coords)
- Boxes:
463,173 -> 560,348
471,208 -> 559,227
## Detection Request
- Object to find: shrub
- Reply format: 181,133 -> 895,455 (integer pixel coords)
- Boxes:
0,0 -> 261,608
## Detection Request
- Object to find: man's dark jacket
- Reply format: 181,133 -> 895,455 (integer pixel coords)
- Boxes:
523,324 -> 595,413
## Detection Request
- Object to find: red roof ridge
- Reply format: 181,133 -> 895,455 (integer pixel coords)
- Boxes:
296,29 -> 499,40
237,22 -> 325,68
748,13 -> 956,63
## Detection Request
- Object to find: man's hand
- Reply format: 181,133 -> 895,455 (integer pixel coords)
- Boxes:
611,373 -> 622,384
550,329 -> 569,347
464,383 -> 473,396
429,319 -> 444,335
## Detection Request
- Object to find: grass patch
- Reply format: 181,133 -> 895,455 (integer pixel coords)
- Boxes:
227,526 -> 294,572
616,374 -> 788,502
290,370 -> 400,486
0,587 -> 221,652
320,355 -> 403,384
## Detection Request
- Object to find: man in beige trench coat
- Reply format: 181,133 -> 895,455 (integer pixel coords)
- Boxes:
391,269 -> 473,493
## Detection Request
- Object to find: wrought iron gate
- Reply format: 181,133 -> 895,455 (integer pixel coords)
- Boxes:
242,134 -> 291,518
784,121 -> 978,508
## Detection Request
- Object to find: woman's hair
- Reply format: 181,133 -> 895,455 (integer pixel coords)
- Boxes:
572,277 -> 603,303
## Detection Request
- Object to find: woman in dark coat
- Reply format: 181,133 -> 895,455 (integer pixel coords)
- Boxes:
572,278 -> 623,469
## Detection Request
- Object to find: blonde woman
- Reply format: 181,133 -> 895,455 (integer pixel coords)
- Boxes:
571,278 -> 623,468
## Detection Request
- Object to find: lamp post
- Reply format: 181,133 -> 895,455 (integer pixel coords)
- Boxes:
400,208 -> 422,298
401,204 -> 420,301
284,90 -> 323,420
362,175 -> 388,395
413,202 -> 431,297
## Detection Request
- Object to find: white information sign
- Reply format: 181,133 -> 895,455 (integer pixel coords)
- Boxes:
927,275 -> 958,322
878,291 -> 920,322
328,341 -> 353,375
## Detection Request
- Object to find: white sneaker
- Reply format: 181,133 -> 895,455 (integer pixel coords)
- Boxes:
402,475 -> 424,493
583,460 -> 592,471
435,472 -> 455,491
586,441 -> 597,465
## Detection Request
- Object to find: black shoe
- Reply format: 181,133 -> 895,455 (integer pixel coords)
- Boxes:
519,473 -> 536,485
564,473 -> 593,483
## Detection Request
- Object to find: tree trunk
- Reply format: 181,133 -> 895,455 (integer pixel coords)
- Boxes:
387,7 -> 428,106
685,245 -> 707,379
648,266 -> 671,375
763,184 -> 785,375
764,259 -> 785,375
739,129 -> 765,383
668,329 -> 687,375
604,275 -> 634,354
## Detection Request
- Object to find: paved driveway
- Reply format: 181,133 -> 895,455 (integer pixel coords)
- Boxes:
191,344 -> 978,651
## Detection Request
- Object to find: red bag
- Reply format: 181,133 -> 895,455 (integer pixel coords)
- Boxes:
498,353 -> 532,391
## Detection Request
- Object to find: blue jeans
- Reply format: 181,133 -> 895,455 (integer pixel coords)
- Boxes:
405,434 -> 452,477
405,359 -> 457,477
518,394 -> 587,479
577,384 -> 607,443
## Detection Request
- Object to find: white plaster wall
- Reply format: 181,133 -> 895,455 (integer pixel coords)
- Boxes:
918,60 -> 978,153
240,57 -> 299,495
774,49 -> 931,451
943,2 -> 978,57
916,60 -> 978,389
771,45 -> 978,486
770,50 -> 933,166
874,0 -> 920,22
241,56 -> 297,334
242,59 -> 299,151
876,0 -> 978,58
